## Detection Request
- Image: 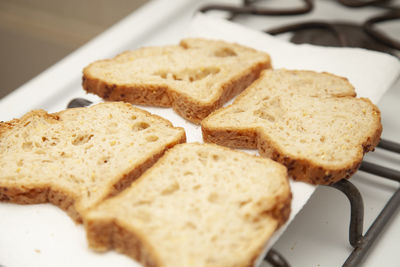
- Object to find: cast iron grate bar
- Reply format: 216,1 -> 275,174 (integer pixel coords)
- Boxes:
265,21 -> 348,46
359,161 -> 400,183
363,9 -> 400,50
326,138 -> 400,266
67,98 -> 93,108
377,138 -> 400,153
343,187 -> 400,266
338,0 -> 391,8
66,98 -> 400,267
199,0 -> 313,17
264,248 -> 290,267
329,180 -> 364,247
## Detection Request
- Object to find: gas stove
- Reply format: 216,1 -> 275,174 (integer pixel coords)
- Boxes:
0,1 -> 399,267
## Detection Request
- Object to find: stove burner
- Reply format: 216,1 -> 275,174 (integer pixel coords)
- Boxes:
267,21 -> 396,56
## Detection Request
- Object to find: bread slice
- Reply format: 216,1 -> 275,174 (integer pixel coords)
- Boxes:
202,69 -> 382,185
85,143 -> 291,267
0,102 -> 186,222
82,38 -> 271,124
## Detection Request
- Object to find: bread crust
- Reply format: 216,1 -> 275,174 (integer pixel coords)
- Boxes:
82,38 -> 271,124
0,102 -> 186,222
0,185 -> 81,221
202,71 -> 382,185
85,218 -> 162,267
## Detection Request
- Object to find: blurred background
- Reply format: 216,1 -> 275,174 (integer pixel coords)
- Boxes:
0,0 -> 148,99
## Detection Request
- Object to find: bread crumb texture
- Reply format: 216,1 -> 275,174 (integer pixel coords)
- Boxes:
85,143 -> 291,267
202,69 -> 382,185
0,102 -> 185,222
83,38 -> 271,123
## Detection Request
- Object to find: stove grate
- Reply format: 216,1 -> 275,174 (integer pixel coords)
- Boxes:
200,0 -> 399,56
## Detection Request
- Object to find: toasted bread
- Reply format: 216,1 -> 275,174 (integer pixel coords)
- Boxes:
0,102 -> 186,222
85,143 -> 291,267
202,69 -> 382,185
83,38 -> 271,124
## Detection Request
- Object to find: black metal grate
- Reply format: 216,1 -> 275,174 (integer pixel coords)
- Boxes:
199,0 -> 314,18
328,161 -> 400,267
200,0 -> 400,57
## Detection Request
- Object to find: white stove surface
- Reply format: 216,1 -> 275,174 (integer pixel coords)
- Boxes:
0,1 -> 399,266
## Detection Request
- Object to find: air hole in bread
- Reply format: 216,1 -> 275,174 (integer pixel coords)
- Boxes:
132,122 -> 150,131
253,109 -> 275,122
22,142 -> 33,151
232,108 -> 245,114
192,184 -> 201,190
184,171 -> 193,176
136,210 -> 152,223
184,221 -> 197,230
207,192 -> 219,203
154,67 -> 220,83
72,134 -> 94,145
17,159 -> 23,167
239,199 -> 251,208
212,154 -> 219,161
197,151 -> 208,166
214,47 -> 237,57
161,181 -> 180,195
109,122 -> 118,129
68,174 -> 82,184
131,115 -> 137,120
320,136 -> 326,142
135,200 -> 152,206
42,136 -> 48,142
145,135 -> 159,142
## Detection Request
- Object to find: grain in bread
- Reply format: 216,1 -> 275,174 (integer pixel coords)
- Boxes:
202,69 -> 382,185
82,38 -> 271,124
0,102 -> 186,222
85,143 -> 291,267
